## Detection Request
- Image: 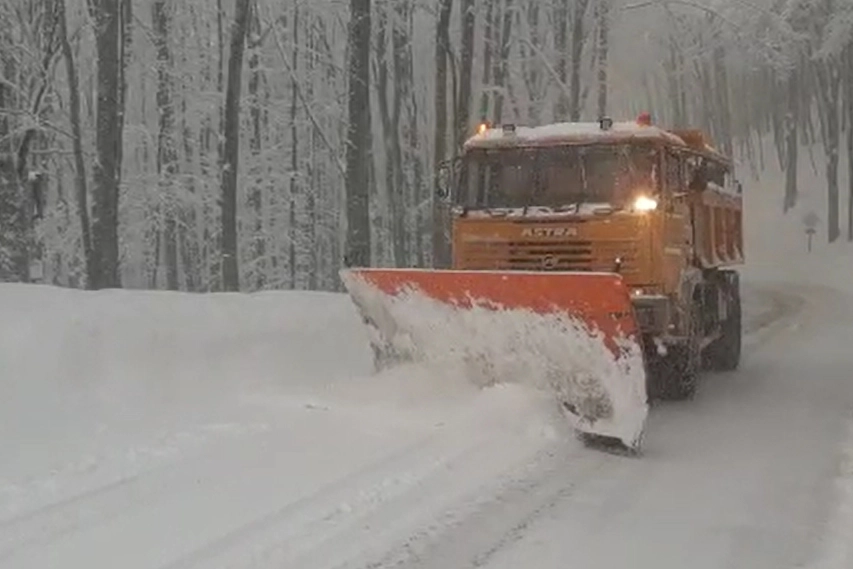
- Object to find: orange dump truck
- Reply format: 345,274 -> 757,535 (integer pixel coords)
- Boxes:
340,116 -> 744,452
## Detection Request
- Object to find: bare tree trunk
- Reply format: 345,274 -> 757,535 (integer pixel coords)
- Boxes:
455,0 -> 475,150
783,65 -> 799,213
815,58 -> 842,243
88,0 -> 123,288
289,7 -> 300,287
376,3 -> 394,265
664,7 -> 688,128
596,0 -> 609,119
220,0 -> 251,291
492,0 -> 513,124
180,98 -> 200,290
479,0 -> 495,121
205,0 -> 226,291
0,49 -> 28,282
179,10 -> 200,291
376,1 -> 408,267
391,0 -> 409,266
845,43 -> 853,241
118,0 -> 131,204
771,71 -> 787,172
396,0 -> 419,266
712,43 -> 733,161
57,0 -> 94,286
665,29 -> 683,126
523,1 -> 543,123
569,0 -> 591,121
402,5 -> 426,267
153,0 -> 179,290
431,0 -> 452,268
554,0 -> 570,120
695,55 -> 714,138
344,0 -> 372,268
306,16 -> 319,287
247,1 -> 265,289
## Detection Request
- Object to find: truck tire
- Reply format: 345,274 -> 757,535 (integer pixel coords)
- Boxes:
651,300 -> 701,401
704,271 -> 742,372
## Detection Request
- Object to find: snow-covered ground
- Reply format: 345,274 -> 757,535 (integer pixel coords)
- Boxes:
3,156 -> 853,568
0,285 -> 577,569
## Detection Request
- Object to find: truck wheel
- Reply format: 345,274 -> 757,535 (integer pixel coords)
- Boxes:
705,272 -> 742,372
651,301 -> 701,401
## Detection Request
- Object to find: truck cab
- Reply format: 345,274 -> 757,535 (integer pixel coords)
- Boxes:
438,116 -> 744,399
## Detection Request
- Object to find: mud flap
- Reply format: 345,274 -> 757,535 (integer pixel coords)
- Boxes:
339,268 -> 649,450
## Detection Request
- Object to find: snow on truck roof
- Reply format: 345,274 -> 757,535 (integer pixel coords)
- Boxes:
463,119 -> 726,160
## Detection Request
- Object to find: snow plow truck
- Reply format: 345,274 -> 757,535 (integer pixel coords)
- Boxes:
340,115 -> 744,453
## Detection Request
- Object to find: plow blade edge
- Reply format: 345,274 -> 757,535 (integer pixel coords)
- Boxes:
339,268 -> 649,450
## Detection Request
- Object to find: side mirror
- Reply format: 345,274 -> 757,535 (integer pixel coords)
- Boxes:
667,191 -> 688,212
435,158 -> 458,203
689,166 -> 708,192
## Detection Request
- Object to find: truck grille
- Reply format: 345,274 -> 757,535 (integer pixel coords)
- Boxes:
459,239 -> 639,274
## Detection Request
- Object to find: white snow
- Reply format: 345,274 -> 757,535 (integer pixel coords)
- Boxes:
0,286 -> 369,518
810,417 -> 853,569
464,120 -> 687,149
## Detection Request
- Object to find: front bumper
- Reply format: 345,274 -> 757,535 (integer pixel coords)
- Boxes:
631,294 -> 670,334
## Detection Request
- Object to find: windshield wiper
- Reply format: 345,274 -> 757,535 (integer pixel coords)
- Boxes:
571,154 -> 589,212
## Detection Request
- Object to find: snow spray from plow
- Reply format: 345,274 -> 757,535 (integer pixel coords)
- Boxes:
339,268 -> 649,451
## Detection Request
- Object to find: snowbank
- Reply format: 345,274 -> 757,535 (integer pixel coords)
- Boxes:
0,283 -> 376,453
0,285 -> 374,516
0,284 -> 373,391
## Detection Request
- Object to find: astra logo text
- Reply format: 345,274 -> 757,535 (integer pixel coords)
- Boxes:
521,226 -> 578,238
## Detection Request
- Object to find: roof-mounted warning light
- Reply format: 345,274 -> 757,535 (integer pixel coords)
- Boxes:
502,123 -> 517,135
476,122 -> 489,135
637,112 -> 652,127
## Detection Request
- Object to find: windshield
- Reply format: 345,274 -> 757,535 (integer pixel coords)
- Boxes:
457,144 -> 659,211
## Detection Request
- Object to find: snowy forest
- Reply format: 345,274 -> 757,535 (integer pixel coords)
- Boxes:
0,0 -> 850,292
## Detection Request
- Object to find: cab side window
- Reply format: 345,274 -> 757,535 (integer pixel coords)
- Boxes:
685,154 -> 706,191
665,150 -> 682,194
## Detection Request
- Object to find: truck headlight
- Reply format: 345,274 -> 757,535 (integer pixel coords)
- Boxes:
633,195 -> 658,212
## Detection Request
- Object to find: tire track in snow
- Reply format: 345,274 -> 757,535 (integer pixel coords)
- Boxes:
0,416 -> 433,563
0,472 -> 149,559
154,389 -> 560,569
740,284 -> 805,351
349,442 -> 621,569
0,421 -> 272,532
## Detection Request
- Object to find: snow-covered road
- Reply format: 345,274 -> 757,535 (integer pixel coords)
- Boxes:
392,283 -> 853,569
2,279 -> 852,569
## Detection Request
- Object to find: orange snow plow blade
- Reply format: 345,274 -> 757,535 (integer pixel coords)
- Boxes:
339,268 -> 649,450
